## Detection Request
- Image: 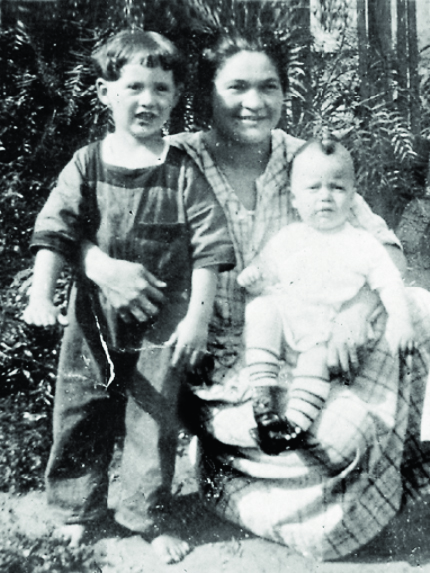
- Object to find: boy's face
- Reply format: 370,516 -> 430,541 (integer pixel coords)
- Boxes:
97,53 -> 179,145
291,148 -> 355,232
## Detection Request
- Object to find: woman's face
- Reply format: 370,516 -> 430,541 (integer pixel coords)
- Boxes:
211,50 -> 284,145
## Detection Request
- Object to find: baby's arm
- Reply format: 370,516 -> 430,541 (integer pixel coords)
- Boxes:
169,267 -> 218,368
237,263 -> 265,295
378,282 -> 414,354
23,249 -> 67,327
365,236 -> 414,354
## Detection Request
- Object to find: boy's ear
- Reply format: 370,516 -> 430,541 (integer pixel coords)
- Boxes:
96,79 -> 110,106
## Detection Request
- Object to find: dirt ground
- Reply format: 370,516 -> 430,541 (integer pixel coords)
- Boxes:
3,450 -> 430,573
3,207 -> 430,572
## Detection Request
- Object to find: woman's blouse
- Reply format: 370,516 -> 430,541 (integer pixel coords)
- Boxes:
170,129 -> 401,373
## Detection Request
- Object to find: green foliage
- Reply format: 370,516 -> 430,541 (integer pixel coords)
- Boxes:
0,269 -> 69,491
0,532 -> 96,573
0,0 -> 428,495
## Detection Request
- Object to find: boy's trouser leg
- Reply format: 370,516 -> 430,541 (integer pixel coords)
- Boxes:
45,287 -> 133,525
115,344 -> 183,535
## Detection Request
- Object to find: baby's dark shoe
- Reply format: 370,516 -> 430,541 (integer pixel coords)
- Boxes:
251,386 -> 304,455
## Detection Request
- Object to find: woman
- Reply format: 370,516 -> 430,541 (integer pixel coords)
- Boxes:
83,32 -> 430,560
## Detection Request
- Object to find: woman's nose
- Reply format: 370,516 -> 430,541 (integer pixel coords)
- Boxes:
242,88 -> 264,109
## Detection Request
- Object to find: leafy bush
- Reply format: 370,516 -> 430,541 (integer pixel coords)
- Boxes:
0,0 -> 428,494
0,532 -> 96,573
0,270 -> 69,491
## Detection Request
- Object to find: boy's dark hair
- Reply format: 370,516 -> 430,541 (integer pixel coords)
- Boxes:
92,29 -> 185,86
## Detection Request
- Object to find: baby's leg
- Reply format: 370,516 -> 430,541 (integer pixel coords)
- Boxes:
245,296 -> 297,454
245,295 -> 283,387
286,344 -> 330,432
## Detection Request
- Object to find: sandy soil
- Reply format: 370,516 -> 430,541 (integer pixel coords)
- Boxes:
2,448 -> 430,573
3,203 -> 430,572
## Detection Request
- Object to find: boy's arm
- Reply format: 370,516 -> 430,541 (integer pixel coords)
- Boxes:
23,248 -> 67,327
169,267 -> 218,368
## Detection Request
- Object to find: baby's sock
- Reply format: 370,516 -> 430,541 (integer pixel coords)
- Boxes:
286,375 -> 330,432
247,346 -> 280,387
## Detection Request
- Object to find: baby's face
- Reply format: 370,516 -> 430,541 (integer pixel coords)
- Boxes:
291,148 -> 355,232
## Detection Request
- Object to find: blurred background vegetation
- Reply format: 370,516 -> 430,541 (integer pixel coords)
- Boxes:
0,0 -> 429,494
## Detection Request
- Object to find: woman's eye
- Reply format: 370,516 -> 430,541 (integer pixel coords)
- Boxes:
227,83 -> 245,92
263,82 -> 281,92
128,84 -> 141,91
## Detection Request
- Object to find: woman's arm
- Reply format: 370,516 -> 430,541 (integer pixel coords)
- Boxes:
82,240 -> 166,322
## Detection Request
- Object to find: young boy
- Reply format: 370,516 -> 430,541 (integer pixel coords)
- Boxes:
238,137 -> 414,456
23,30 -> 235,563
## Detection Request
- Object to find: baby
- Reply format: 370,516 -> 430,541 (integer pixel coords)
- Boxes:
238,136 -> 414,455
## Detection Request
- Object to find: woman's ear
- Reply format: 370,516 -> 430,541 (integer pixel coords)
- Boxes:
172,83 -> 183,108
96,78 -> 110,106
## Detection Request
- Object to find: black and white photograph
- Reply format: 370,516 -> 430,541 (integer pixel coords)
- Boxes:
1,1 -> 430,571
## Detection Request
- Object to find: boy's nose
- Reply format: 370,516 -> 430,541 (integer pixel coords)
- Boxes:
139,89 -> 155,106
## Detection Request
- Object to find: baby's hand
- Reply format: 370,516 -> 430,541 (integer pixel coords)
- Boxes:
385,314 -> 414,356
237,266 -> 263,293
167,315 -> 208,369
22,299 -> 68,327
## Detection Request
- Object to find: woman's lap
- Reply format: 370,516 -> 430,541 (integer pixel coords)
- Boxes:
193,287 -> 430,559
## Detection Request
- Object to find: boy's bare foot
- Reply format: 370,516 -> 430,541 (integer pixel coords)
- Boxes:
56,524 -> 86,547
151,533 -> 191,564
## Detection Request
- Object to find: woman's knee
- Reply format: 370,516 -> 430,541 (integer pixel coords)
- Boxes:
307,391 -> 370,471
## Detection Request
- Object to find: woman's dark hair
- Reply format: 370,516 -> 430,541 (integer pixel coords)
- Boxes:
195,32 -> 288,123
92,29 -> 185,86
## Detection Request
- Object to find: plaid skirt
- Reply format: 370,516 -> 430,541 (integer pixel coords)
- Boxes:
191,287 -> 430,560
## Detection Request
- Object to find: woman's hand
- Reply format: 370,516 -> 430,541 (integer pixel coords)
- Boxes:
97,259 -> 166,322
327,286 -> 380,375
82,242 -> 166,323
385,314 -> 415,355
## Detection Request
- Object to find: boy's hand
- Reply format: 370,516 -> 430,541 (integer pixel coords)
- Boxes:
237,266 -> 262,289
23,299 -> 68,327
167,315 -> 208,369
385,314 -> 415,356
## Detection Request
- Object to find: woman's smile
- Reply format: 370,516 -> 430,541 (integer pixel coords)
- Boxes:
211,51 -> 284,145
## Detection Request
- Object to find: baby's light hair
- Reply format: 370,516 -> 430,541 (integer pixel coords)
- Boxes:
291,134 -> 355,183
91,29 -> 185,86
